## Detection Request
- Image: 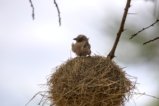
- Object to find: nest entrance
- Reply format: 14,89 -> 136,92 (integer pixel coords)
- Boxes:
48,56 -> 134,106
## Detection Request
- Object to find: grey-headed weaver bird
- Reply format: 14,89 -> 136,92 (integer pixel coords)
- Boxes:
72,35 -> 91,56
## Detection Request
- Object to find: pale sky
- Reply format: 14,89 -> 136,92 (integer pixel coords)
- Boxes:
0,0 -> 158,106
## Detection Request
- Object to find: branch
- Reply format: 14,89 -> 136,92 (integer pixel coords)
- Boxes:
143,36 -> 159,45
130,19 -> 159,39
107,0 -> 131,60
28,0 -> 61,26
25,91 -> 48,106
134,92 -> 159,99
53,0 -> 61,26
29,0 -> 35,20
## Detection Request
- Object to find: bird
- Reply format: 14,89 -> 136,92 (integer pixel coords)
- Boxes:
72,35 -> 91,56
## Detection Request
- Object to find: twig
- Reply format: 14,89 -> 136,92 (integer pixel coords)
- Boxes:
53,0 -> 61,26
29,0 -> 35,20
38,93 -> 47,105
130,19 -> 159,39
25,91 -> 48,106
107,0 -> 131,60
143,36 -> 159,45
28,0 -> 61,25
134,92 -> 159,99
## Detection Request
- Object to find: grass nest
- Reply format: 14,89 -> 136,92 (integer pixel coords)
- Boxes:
48,55 -> 135,106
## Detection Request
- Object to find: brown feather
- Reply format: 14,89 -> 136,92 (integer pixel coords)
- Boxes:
72,35 -> 91,56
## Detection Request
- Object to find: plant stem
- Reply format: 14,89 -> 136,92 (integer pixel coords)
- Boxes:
107,0 -> 131,60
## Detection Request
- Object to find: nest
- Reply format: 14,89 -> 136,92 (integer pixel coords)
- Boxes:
48,56 -> 135,106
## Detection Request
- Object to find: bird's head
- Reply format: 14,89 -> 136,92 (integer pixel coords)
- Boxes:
73,35 -> 88,42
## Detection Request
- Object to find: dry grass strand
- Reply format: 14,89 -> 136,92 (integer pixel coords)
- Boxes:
48,56 -> 135,106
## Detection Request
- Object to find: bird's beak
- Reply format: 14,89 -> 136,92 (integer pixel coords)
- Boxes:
73,38 -> 77,40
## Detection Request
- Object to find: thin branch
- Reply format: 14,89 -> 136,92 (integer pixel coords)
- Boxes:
107,0 -> 131,60
38,93 -> 47,105
29,0 -> 35,20
143,36 -> 159,45
130,19 -> 159,39
25,91 -> 48,106
53,0 -> 61,26
134,92 -> 159,99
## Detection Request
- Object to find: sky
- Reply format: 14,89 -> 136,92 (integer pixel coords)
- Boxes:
0,0 -> 159,106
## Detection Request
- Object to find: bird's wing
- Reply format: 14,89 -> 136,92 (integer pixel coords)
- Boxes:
72,42 -> 82,53
83,41 -> 91,49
